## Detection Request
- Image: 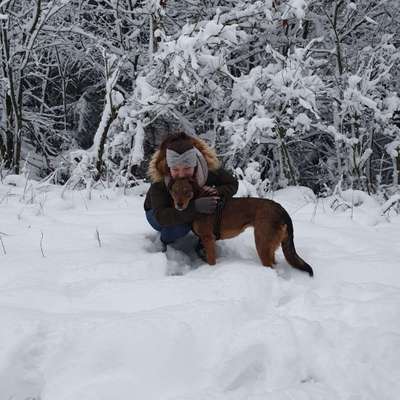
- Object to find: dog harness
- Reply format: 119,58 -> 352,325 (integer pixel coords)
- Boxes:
213,198 -> 226,240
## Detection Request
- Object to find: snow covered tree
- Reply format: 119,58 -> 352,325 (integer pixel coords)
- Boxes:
1,0 -> 399,194
0,0 -> 72,173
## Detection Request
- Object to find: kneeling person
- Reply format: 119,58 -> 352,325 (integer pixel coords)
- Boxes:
144,132 -> 238,250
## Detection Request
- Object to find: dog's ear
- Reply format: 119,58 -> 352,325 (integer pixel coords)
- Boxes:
166,178 -> 175,192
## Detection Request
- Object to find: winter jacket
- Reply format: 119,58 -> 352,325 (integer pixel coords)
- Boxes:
144,137 -> 238,226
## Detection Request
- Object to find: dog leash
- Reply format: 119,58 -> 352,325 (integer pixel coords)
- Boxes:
213,198 -> 225,240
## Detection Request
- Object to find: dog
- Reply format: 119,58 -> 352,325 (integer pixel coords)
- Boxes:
168,178 -> 314,277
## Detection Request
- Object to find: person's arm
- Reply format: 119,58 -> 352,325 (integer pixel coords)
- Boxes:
150,183 -> 197,226
210,169 -> 238,199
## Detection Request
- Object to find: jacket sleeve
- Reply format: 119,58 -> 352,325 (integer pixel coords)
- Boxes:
213,168 -> 239,199
149,183 -> 198,226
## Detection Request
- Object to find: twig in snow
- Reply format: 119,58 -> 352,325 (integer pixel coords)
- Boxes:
60,176 -> 72,199
21,170 -> 31,202
381,194 -> 400,215
0,160 -> 5,183
0,235 -> 6,255
86,177 -> 93,201
95,228 -> 102,248
310,197 -> 319,223
17,207 -> 25,220
350,188 -> 355,220
0,189 -> 14,204
330,197 -> 351,212
40,231 -> 46,257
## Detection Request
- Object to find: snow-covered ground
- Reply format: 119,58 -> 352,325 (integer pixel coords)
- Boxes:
0,177 -> 399,400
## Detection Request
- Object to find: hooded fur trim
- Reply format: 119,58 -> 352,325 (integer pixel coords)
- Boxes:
148,136 -> 220,182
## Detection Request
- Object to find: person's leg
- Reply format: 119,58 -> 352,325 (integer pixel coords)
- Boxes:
145,209 -> 162,232
145,209 -> 191,244
145,209 -> 166,251
159,223 -> 191,244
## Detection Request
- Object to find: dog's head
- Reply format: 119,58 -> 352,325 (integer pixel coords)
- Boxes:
168,178 -> 196,211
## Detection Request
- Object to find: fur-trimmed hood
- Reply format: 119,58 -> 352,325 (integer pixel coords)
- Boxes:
148,136 -> 220,182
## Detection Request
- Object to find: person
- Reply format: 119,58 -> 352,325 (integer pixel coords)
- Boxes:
144,131 -> 238,252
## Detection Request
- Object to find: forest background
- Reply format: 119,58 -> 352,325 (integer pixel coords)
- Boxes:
1,0 -> 400,199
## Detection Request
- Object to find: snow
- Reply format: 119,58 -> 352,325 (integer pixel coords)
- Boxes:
158,19 -> 239,79
282,0 -> 307,21
293,112 -> 312,131
386,140 -> 400,158
364,16 -> 378,25
1,180 -> 400,400
92,67 -> 122,155
247,116 -> 275,140
130,120 -> 145,165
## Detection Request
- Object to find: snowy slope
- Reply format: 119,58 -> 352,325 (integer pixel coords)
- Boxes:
0,178 -> 399,400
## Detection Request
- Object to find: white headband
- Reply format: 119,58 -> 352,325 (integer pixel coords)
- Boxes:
166,148 -> 197,168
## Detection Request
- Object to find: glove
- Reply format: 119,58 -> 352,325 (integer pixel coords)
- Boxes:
194,197 -> 219,214
202,186 -> 219,196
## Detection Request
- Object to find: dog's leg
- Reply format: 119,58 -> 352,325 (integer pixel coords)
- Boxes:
254,225 -> 276,268
201,235 -> 217,265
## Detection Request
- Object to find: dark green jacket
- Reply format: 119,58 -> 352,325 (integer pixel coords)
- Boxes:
144,168 -> 238,226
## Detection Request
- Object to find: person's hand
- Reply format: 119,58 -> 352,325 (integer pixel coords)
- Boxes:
194,196 -> 220,214
202,185 -> 219,196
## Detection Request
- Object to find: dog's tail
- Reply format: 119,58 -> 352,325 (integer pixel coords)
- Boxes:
280,208 -> 314,277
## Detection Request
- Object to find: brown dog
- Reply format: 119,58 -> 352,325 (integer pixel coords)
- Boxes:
169,178 -> 314,277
